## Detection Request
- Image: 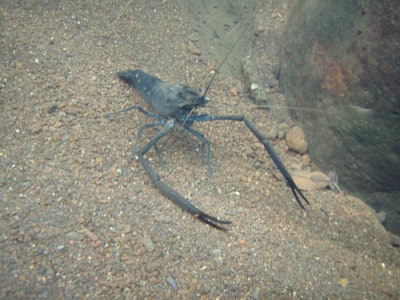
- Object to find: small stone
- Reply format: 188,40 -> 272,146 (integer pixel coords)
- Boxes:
301,153 -> 311,166
94,157 -> 104,165
166,277 -> 178,291
54,121 -> 63,128
250,83 -> 259,91
83,229 -> 99,241
286,125 -> 308,154
141,234 -> 155,252
277,130 -> 285,139
15,61 -> 24,69
66,231 -> 84,241
375,211 -> 386,224
18,274 -> 26,282
91,240 -> 102,247
48,105 -> 58,114
252,287 -> 260,299
124,225 -> 133,234
207,61 -> 216,73
390,234 -> 400,247
198,283 -> 211,295
271,169 -> 330,190
191,47 -> 201,56
230,87 -> 238,96
29,122 -> 42,134
221,265 -> 232,276
337,278 -> 349,288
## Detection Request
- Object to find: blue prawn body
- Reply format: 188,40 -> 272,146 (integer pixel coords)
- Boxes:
113,68 -> 309,229
118,70 -> 207,120
111,3 -> 308,229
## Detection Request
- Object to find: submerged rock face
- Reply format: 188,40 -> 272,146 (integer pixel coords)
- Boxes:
280,0 -> 400,232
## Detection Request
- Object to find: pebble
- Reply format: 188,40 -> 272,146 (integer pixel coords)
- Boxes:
285,125 -> 308,154
391,234 -> 400,247
166,277 -> 178,291
337,278 -> 349,288
29,122 -> 43,134
301,153 -> 311,166
198,283 -> 211,295
66,231 -> 84,241
252,288 -> 260,299
141,234 -> 155,252
375,211 -> 386,224
189,43 -> 201,56
257,25 -> 265,33
191,47 -> 201,56
48,105 -> 58,114
53,121 -> 63,128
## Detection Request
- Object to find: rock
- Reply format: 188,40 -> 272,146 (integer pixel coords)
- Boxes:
198,283 -> 211,295
391,234 -> 400,247
285,126 -> 308,154
141,233 -> 155,252
257,25 -> 265,33
301,153 -> 311,167
280,0 -> 400,234
375,211 -> 386,224
242,53 -> 269,105
66,231 -> 84,241
48,105 -> 58,114
29,122 -> 43,134
191,47 -> 201,56
166,277 -> 178,291
272,169 -> 330,191
337,278 -> 349,289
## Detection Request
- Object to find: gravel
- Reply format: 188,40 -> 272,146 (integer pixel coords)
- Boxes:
1,1 -> 399,299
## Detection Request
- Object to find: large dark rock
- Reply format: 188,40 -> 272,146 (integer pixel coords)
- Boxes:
280,0 -> 400,233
